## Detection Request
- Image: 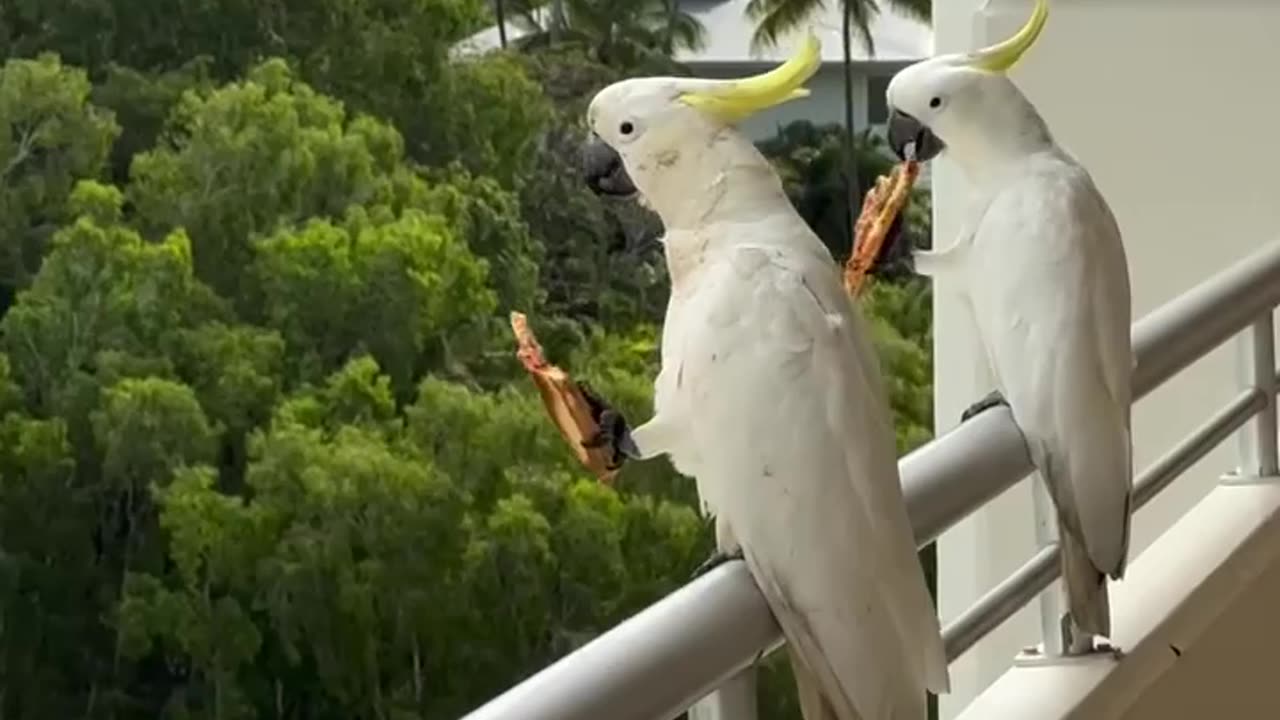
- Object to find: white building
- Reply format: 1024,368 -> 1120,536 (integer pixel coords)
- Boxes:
453,0 -> 932,140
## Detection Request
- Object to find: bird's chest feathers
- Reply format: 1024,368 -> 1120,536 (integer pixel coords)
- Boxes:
663,230 -> 714,293
966,179 -> 1075,287
655,243 -> 769,416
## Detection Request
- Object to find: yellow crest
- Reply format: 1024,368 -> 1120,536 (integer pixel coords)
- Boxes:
967,0 -> 1049,73
679,32 -> 822,124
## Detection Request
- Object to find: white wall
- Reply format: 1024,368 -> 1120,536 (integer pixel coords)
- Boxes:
932,0 -> 1280,716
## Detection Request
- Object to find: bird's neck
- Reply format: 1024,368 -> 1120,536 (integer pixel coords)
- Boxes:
641,128 -> 792,232
949,100 -> 1057,190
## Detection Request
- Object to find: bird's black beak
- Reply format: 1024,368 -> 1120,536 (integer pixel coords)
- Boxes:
583,134 -> 637,197
888,110 -> 946,163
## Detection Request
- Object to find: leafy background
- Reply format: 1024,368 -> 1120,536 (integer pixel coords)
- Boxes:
0,0 -> 935,717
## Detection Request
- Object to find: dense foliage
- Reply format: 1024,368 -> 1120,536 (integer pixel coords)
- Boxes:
0,1 -> 933,717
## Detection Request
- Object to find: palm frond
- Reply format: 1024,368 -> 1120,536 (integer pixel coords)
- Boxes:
746,0 -> 827,54
744,0 -> 924,57
668,13 -> 708,52
507,0 -> 548,32
885,0 -> 930,24
847,0 -> 876,57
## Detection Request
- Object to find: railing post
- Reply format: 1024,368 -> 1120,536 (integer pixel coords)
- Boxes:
688,665 -> 757,720
1030,477 -> 1066,656
1233,313 -> 1279,479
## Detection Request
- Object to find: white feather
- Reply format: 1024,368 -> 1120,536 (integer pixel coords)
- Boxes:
965,150 -> 1133,579
584,72 -> 950,717
887,45 -> 1133,641
662,227 -> 949,719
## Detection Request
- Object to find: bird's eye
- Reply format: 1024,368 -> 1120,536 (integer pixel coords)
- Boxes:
929,97 -> 943,109
620,121 -> 635,135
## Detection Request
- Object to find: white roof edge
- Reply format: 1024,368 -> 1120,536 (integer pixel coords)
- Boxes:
452,0 -> 932,64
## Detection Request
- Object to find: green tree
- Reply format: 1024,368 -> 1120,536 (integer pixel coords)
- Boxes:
427,52 -> 552,185
3,0 -> 549,183
0,8 -> 938,717
0,54 -> 119,292
128,59 -> 409,300
127,58 -> 538,340
429,165 -> 543,308
0,365 -> 87,716
0,180 -> 227,713
90,57 -> 215,184
167,321 -> 286,484
252,209 -> 495,391
1,181 -> 218,425
108,354 -> 709,717
514,46 -> 671,340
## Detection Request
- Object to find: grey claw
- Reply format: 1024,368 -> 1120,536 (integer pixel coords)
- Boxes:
690,548 -> 745,580
578,383 -> 640,468
961,389 -> 1008,423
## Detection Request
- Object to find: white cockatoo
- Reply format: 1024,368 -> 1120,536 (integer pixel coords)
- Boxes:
578,34 -> 949,720
880,0 -> 1133,653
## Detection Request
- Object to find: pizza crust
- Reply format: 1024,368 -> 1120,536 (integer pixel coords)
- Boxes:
843,160 -> 919,297
510,311 -> 620,483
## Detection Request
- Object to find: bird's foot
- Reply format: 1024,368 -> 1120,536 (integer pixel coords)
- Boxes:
690,548 -> 745,580
960,390 -> 1008,423
579,381 -> 641,470
1059,613 -> 1119,657
1060,613 -> 1089,655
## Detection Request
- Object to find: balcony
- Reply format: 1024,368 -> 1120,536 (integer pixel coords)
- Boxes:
462,1 -> 1280,718
462,236 -> 1280,719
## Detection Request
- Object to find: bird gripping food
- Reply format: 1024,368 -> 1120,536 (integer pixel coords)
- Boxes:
881,0 -> 1134,655
571,30 -> 950,720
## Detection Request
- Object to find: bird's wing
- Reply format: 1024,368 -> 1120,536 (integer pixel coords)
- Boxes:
971,161 -> 1133,577
678,241 -> 948,720
1080,169 -> 1134,574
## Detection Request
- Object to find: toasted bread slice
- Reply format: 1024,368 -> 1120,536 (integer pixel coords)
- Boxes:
510,311 -> 620,483
844,160 -> 920,297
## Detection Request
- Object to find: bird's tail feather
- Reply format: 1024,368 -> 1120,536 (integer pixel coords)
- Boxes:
790,648 -> 846,720
790,647 -> 929,720
1061,529 -> 1111,639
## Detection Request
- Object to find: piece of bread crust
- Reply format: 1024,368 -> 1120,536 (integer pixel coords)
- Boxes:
844,160 -> 919,297
510,311 -> 620,483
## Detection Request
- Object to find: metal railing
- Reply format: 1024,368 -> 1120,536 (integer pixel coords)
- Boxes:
463,241 -> 1280,720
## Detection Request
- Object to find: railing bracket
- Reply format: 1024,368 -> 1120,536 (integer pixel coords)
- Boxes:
1220,471 -> 1280,486
1013,641 -> 1123,668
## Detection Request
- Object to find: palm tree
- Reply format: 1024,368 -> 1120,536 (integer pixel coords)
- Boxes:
550,0 -> 566,43
495,0 -> 509,48
746,0 -> 931,253
508,0 -> 706,67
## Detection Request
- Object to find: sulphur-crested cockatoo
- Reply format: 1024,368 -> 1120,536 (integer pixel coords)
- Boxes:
577,33 -> 949,720
882,0 -> 1133,653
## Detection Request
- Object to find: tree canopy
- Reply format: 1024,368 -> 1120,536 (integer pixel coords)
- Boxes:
0,1 -> 934,717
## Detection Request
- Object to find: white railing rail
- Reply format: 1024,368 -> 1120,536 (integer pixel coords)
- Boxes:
462,241 -> 1280,720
